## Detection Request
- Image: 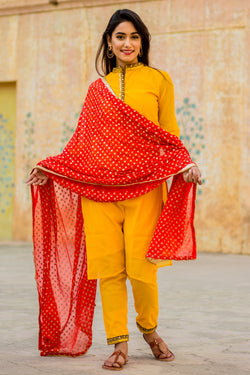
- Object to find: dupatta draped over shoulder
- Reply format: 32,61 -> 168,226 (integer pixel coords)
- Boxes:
31,78 -> 197,357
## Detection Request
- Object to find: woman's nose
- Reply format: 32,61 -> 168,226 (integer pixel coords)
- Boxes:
124,37 -> 132,48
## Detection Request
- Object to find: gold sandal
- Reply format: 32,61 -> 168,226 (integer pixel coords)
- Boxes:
102,350 -> 128,371
143,334 -> 175,361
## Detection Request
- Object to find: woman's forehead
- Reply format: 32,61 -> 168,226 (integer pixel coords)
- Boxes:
113,21 -> 138,35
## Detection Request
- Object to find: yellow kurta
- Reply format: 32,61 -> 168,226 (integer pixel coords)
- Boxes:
82,63 -> 180,279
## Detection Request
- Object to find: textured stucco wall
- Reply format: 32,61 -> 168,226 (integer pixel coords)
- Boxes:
0,0 -> 249,254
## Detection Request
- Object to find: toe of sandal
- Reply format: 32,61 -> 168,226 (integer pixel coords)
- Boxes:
102,350 -> 128,371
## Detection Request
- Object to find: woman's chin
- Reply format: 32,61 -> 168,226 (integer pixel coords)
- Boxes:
117,56 -> 139,66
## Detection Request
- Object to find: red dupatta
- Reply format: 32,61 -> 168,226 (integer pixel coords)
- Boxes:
32,77 -> 196,356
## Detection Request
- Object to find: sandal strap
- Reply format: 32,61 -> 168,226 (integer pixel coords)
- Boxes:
143,334 -> 175,361
110,350 -> 127,362
144,335 -> 172,359
149,337 -> 163,350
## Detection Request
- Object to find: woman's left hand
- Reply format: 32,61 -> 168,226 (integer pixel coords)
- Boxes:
25,168 -> 49,186
183,166 -> 202,185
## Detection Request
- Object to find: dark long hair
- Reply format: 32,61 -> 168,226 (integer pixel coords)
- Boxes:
95,9 -> 151,76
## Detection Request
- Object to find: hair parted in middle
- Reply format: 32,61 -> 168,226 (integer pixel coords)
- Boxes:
95,9 -> 151,76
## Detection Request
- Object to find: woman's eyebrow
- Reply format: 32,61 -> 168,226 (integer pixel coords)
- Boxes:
115,32 -> 139,35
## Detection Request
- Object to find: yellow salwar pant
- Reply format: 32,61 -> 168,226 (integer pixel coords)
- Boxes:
81,184 -> 171,344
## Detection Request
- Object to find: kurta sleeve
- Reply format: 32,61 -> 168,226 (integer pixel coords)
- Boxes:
158,72 -> 180,137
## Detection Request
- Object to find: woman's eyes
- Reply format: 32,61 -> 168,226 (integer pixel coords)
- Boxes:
116,35 -> 140,40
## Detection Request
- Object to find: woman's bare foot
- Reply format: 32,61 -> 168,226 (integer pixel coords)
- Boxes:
143,331 -> 175,361
103,341 -> 129,370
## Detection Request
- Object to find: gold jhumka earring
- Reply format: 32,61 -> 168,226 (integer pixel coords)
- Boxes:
107,45 -> 114,58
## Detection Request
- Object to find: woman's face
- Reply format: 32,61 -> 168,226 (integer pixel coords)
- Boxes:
107,21 -> 141,67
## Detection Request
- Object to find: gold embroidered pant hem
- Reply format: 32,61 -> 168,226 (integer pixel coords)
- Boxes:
107,335 -> 129,345
136,322 -> 157,334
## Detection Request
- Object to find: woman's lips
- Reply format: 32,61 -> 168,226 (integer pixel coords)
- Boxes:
121,50 -> 134,55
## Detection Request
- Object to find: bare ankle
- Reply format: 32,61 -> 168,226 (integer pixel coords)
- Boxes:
143,331 -> 158,341
115,341 -> 128,352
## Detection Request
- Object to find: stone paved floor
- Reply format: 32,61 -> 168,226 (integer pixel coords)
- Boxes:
0,244 -> 250,375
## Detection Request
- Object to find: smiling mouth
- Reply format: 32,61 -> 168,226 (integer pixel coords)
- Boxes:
121,50 -> 134,55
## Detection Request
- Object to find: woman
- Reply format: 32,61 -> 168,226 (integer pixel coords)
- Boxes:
27,9 -> 202,371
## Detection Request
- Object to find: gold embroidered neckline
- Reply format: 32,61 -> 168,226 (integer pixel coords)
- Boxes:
112,62 -> 144,73
111,63 -> 144,102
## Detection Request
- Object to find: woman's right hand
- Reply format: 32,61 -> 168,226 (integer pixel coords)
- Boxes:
25,168 -> 49,186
